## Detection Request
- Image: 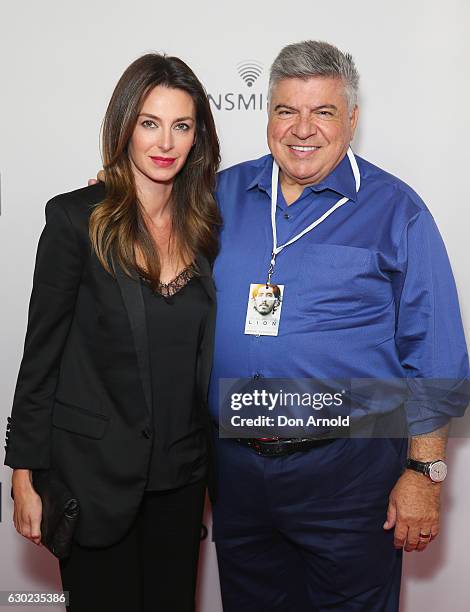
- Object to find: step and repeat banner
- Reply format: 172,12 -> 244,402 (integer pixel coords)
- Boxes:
0,1 -> 469,610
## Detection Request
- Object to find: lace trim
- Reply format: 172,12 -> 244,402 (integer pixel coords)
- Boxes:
155,264 -> 196,297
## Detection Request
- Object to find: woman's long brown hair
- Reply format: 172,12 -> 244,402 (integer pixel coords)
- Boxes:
89,54 -> 221,290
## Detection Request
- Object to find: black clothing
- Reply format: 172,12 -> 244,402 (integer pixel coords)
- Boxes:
60,479 -> 206,612
142,275 -> 210,491
4,182 -> 217,547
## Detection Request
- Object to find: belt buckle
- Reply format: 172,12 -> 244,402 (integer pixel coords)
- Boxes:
250,439 -> 264,455
250,437 -> 279,455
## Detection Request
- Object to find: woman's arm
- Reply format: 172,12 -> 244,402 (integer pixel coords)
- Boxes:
5,196 -> 85,469
5,195 -> 85,543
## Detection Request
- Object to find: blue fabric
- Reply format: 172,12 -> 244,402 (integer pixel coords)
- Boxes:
209,152 -> 469,435
213,435 -> 405,611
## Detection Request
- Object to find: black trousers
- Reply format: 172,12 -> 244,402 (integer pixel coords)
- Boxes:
59,480 -> 206,612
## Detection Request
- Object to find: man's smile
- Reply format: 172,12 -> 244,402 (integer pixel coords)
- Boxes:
288,145 -> 319,151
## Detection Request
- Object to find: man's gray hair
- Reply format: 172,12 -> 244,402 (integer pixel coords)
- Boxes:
268,40 -> 359,112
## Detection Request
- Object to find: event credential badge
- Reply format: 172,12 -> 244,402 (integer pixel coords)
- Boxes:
244,283 -> 284,337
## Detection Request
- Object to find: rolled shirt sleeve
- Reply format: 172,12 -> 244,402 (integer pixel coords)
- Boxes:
394,209 -> 470,435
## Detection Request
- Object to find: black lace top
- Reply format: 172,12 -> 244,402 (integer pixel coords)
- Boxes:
141,265 -> 210,491
155,265 -> 197,298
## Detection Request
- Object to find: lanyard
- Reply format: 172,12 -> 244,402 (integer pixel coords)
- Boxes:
266,147 -> 361,284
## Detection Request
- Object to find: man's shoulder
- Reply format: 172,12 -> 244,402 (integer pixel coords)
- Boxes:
356,154 -> 428,214
217,154 -> 271,190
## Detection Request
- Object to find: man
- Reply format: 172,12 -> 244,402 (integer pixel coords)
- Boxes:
252,284 -> 281,317
208,41 -> 469,611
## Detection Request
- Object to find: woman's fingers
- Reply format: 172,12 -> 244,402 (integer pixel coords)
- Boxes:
13,491 -> 42,544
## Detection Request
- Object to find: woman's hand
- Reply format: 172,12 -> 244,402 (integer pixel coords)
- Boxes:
12,469 -> 42,545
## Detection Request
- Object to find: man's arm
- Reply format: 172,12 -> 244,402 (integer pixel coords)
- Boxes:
386,207 -> 469,552
384,425 -> 448,552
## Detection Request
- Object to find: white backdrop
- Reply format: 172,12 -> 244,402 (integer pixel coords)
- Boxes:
1,1 -> 469,610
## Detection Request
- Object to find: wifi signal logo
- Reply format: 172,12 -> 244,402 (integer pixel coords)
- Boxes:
237,61 -> 263,88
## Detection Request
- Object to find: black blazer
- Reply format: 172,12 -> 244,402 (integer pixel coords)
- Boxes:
4,182 -> 217,547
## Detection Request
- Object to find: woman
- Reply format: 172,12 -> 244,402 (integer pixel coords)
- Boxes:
5,53 -> 221,611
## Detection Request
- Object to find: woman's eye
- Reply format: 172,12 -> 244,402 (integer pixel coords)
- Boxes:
175,123 -> 191,131
142,120 -> 157,128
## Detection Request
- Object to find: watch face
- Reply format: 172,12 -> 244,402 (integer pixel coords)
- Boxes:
429,460 -> 447,482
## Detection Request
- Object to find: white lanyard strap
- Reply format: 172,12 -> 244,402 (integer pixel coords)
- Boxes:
267,147 -> 360,283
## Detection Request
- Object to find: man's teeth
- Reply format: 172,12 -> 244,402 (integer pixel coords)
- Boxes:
289,146 -> 318,151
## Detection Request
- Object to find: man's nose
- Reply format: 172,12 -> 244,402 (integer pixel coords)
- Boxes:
291,115 -> 317,140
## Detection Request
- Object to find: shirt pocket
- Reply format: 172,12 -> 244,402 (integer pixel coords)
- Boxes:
296,244 -> 372,321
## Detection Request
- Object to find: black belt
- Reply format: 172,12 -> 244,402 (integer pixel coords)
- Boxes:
237,437 -> 337,457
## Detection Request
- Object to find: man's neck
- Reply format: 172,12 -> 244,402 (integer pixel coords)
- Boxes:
279,178 -> 305,206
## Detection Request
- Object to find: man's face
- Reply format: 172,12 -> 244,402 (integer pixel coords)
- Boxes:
267,76 -> 358,188
254,286 -> 276,315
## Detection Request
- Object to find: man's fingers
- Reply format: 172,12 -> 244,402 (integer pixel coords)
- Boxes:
383,501 -> 397,530
416,538 -> 430,552
404,527 -> 421,552
393,520 -> 408,549
88,170 -> 104,186
428,524 -> 440,542
415,528 -> 434,552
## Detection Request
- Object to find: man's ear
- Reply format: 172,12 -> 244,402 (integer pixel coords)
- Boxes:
350,105 -> 359,138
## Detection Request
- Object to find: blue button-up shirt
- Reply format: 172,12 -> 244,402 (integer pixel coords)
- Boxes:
209,152 -> 469,435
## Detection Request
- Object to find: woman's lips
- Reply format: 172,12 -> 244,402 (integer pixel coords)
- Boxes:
150,156 -> 177,167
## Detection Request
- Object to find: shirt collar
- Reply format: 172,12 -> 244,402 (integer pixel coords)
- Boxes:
246,152 -> 358,202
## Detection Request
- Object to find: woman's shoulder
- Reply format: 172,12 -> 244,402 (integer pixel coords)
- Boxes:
47,182 -> 106,217
45,183 -> 106,236
40,183 -> 106,245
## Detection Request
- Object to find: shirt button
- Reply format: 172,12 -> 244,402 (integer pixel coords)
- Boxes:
142,428 -> 152,439
253,373 -> 261,380
283,213 -> 290,220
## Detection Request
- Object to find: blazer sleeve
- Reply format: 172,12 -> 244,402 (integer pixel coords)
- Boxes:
4,196 -> 85,469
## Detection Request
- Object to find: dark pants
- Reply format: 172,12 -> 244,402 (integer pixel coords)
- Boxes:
213,437 -> 406,612
60,480 -> 206,612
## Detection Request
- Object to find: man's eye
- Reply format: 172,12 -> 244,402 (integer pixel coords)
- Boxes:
278,110 -> 292,116
317,110 -> 333,117
142,120 -> 157,128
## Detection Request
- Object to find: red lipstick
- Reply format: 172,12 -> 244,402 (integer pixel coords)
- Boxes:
150,156 -> 177,168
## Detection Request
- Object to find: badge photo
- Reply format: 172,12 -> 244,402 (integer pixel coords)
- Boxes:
244,283 -> 284,337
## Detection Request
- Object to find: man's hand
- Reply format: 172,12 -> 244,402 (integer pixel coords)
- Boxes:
88,170 -> 105,186
383,469 -> 440,552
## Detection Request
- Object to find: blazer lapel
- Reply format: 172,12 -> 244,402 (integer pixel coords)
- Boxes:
115,266 -> 152,417
195,253 -> 216,302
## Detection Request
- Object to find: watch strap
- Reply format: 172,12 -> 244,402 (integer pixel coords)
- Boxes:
406,459 -> 433,476
406,458 -> 429,476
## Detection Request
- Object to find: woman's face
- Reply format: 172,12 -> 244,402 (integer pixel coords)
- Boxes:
128,85 -> 196,187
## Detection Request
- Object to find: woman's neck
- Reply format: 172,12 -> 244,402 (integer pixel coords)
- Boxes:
132,163 -> 174,223
138,180 -> 173,224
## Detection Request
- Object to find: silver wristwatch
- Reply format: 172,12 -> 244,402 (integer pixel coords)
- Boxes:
406,458 -> 448,483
